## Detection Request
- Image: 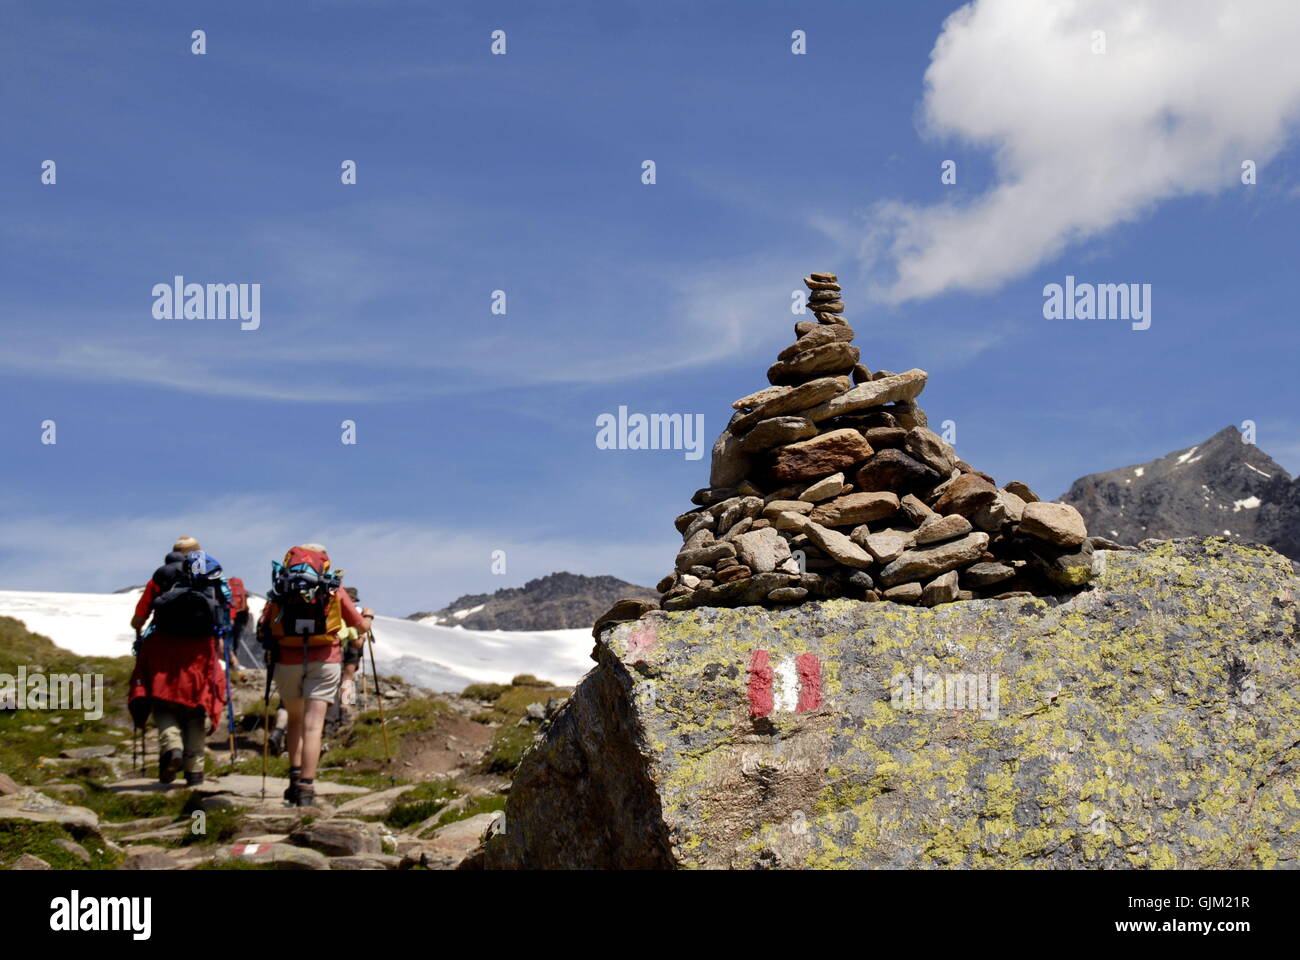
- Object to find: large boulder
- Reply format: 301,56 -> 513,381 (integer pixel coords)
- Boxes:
289,818 -> 385,857
466,539 -> 1300,869
0,790 -> 99,831
214,842 -> 330,870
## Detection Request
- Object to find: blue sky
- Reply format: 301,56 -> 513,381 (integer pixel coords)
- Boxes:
2,0 -> 1299,613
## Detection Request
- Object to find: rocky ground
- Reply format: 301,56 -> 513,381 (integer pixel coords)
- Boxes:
0,616 -> 570,870
472,538 -> 1300,870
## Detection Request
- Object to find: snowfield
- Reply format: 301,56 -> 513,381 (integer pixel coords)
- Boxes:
0,589 -> 594,692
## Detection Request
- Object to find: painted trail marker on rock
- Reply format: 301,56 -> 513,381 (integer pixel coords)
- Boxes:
748,650 -> 822,718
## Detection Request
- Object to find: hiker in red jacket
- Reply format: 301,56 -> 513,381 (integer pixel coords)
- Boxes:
259,544 -> 373,807
128,537 -> 230,786
227,576 -> 250,673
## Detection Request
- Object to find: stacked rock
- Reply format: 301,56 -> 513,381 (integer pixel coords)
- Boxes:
657,272 -> 1098,612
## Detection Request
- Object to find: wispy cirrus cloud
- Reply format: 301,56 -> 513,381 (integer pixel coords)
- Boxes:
0,339 -> 387,403
2,236 -> 813,401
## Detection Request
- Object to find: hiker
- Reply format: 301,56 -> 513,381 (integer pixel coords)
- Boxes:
259,544 -> 373,807
327,586 -> 370,729
227,576 -> 250,674
128,537 -> 231,786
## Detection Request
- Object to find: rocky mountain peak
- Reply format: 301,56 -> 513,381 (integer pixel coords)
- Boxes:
407,572 -> 657,631
1061,425 -> 1297,555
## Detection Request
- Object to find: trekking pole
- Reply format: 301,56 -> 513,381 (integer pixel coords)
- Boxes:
132,628 -> 146,777
260,699 -> 270,800
222,631 -> 238,772
366,631 -> 391,763
260,645 -> 275,801
357,642 -> 367,712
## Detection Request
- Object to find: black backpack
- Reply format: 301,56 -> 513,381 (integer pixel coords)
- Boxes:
151,551 -> 226,638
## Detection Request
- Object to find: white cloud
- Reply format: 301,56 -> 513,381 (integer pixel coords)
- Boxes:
0,497 -> 671,617
868,0 -> 1300,302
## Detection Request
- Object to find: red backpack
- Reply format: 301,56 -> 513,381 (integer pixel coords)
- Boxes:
229,577 -> 249,614
264,547 -> 345,647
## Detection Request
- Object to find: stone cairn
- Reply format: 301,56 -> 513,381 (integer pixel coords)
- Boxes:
656,271 -> 1099,612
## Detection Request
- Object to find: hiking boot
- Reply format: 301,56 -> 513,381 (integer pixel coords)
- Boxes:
159,749 -> 183,784
267,727 -> 286,757
184,771 -> 205,787
295,785 -> 316,808
283,781 -> 300,805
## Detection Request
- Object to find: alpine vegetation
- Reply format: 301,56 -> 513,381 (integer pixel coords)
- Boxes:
0,666 -> 103,720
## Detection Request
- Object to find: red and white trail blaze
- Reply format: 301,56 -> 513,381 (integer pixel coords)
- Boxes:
747,650 -> 822,718
230,843 -> 271,856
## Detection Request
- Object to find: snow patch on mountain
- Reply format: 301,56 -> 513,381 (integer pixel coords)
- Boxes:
0,589 -> 592,691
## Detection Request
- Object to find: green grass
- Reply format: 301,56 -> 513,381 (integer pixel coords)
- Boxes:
436,794 -> 506,827
71,781 -> 194,823
219,752 -> 406,791
383,780 -> 461,830
509,674 -> 551,688
180,804 -> 243,846
481,723 -> 538,774
324,769 -> 408,790
0,616 -> 135,787
321,696 -> 447,770
462,682 -> 507,701
0,819 -> 121,870
492,685 -> 565,716
225,751 -> 293,780
415,794 -> 507,838
207,694 -> 441,789
470,678 -> 571,775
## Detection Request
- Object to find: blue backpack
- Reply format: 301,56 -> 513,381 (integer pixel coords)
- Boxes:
152,550 -> 228,638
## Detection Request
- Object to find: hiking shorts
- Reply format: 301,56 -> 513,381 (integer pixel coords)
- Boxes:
274,661 -> 341,703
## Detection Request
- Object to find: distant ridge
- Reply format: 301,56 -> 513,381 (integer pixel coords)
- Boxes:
407,572 -> 658,631
1061,425 -> 1300,559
